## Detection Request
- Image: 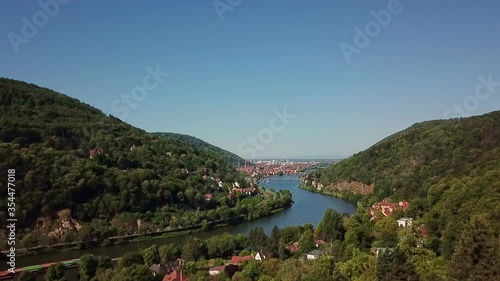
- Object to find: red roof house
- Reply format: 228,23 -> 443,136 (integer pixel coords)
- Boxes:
163,270 -> 188,281
230,255 -> 254,264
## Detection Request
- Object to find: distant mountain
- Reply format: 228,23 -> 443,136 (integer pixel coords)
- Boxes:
307,111 -> 500,258
152,132 -> 243,166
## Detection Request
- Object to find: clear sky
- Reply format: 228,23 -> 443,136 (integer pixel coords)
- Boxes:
1,1 -> 500,159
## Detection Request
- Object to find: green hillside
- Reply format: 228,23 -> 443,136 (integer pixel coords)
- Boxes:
305,111 -> 500,258
0,78 -> 291,248
152,132 -> 244,166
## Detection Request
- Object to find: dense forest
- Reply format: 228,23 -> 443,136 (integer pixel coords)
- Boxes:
152,133 -> 244,166
302,111 -> 500,278
0,78 -> 291,248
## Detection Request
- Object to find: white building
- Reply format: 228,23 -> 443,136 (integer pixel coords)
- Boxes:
306,250 -> 326,260
397,217 -> 414,228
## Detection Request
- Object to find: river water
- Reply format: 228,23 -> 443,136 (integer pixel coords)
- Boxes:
3,175 -> 356,277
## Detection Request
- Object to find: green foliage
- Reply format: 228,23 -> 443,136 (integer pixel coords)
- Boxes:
241,260 -> 264,281
17,272 -> 37,281
182,236 -> 204,261
0,78 -> 292,246
373,217 -> 398,247
152,132 -> 243,165
448,214 -> 500,280
310,110 -> 500,262
141,245 -> 160,267
376,247 -> 418,281
119,252 -> 144,268
44,263 -> 67,281
206,232 -> 236,258
159,243 -> 181,263
335,248 -> 376,281
79,254 -> 99,281
248,227 -> 268,252
315,209 -> 345,242
266,226 -> 281,258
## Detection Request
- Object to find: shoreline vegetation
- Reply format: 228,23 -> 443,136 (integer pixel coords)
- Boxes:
298,182 -> 362,206
1,188 -> 293,259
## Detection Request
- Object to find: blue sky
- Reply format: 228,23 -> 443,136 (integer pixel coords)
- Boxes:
1,0 -> 500,159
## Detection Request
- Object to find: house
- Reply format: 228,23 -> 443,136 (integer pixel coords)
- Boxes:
163,270 -> 188,281
315,240 -> 326,248
149,264 -> 165,277
208,266 -> 225,276
397,217 -> 414,228
287,242 -> 300,253
89,148 -> 102,159
204,194 -> 213,201
230,255 -> 254,264
306,249 -> 326,260
255,251 -> 266,261
370,200 -> 411,220
420,224 -> 428,237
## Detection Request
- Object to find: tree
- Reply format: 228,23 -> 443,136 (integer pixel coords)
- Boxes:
182,236 -> 204,261
207,232 -> 236,258
44,263 -> 67,281
276,259 -> 304,281
241,260 -> 264,281
21,233 -> 38,249
141,245 -> 161,266
159,244 -> 181,263
17,272 -> 36,281
248,227 -> 268,252
376,247 -> 418,281
448,215 -> 500,280
373,216 -> 399,247
119,252 -> 144,268
111,264 -> 160,281
79,254 -> 99,281
335,248 -> 376,281
266,226 -> 281,258
316,209 -> 345,242
97,255 -> 113,271
298,229 -> 314,255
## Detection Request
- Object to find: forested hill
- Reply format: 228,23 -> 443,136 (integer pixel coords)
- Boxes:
0,78 -> 249,242
152,132 -> 243,166
308,110 -> 500,257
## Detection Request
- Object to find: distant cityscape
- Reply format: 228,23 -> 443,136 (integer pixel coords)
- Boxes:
236,159 -> 341,178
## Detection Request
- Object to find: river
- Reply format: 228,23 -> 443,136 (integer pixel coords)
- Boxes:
2,175 -> 356,278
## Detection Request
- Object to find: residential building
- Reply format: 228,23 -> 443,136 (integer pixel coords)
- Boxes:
208,266 -> 225,276
163,270 -> 188,281
397,217 -> 414,228
230,255 -> 254,264
306,249 -> 326,260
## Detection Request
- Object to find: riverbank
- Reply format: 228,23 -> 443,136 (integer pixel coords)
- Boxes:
298,182 -> 363,206
2,190 -> 294,260
1,175 -> 355,271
